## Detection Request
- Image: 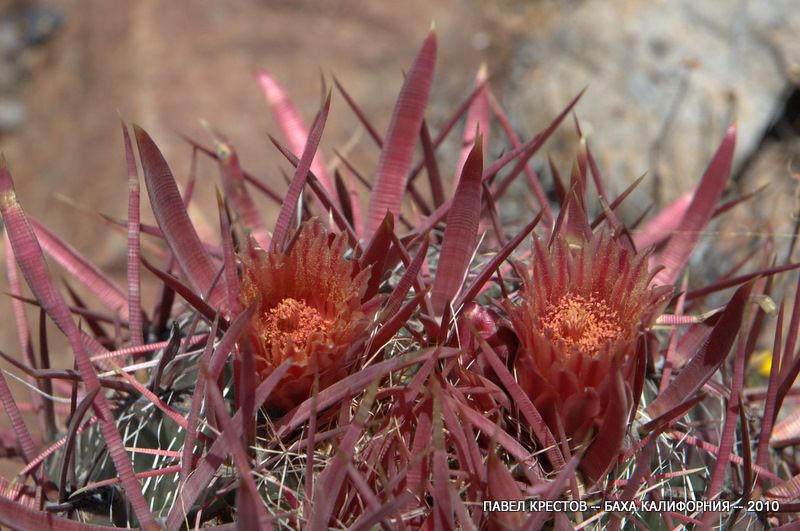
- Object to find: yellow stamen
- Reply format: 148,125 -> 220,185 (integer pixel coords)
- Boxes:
540,292 -> 622,354
261,298 -> 330,350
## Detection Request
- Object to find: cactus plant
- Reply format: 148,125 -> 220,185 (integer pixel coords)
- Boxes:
0,29 -> 798,530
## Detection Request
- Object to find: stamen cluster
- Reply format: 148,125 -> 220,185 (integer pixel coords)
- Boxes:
540,292 -> 622,355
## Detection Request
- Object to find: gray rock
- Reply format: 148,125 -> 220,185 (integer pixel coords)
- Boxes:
0,97 -> 24,131
490,0 -> 800,222
0,4 -> 62,132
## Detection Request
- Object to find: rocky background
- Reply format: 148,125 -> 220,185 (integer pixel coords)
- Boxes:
0,0 -> 797,469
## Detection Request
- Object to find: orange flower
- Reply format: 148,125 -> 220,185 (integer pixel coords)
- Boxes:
510,232 -> 671,474
239,220 -> 373,415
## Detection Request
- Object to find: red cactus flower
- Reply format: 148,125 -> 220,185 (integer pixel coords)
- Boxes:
509,231 -> 671,478
239,219 -> 373,415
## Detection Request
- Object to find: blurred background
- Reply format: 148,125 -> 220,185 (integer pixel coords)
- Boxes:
0,0 -> 797,462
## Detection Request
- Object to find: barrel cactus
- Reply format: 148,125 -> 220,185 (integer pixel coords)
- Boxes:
0,30 -> 797,530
